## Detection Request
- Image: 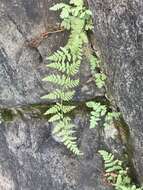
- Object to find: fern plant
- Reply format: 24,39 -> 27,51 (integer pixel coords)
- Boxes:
86,101 -> 120,129
87,51 -> 107,89
86,101 -> 107,128
41,0 -> 94,155
99,150 -> 143,190
41,0 -> 118,155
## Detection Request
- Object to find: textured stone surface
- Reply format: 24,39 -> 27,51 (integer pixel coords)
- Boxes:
0,0 -> 104,108
0,0 -> 135,189
0,108 -> 118,190
88,0 -> 143,183
0,0 -> 111,189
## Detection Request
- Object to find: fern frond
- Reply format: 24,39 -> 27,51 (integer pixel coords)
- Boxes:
87,101 -> 121,129
99,150 -> 143,190
46,62 -> 70,74
47,47 -> 69,62
42,74 -> 64,85
86,101 -> 106,111
80,9 -> 92,19
60,7 -> 71,19
89,115 -> 100,128
41,90 -> 75,101
89,55 -> 98,71
86,101 -> 107,128
85,19 -> 94,30
105,160 -> 121,168
68,33 -> 83,54
44,104 -> 61,115
47,60 -> 80,76
42,74 -> 79,89
62,105 -> 76,113
42,0 -> 94,155
61,19 -> 71,30
64,77 -> 79,89
69,60 -> 81,75
53,117 -> 82,155
41,89 -> 63,100
44,104 -> 75,116
99,150 -> 123,172
95,73 -> 107,88
49,113 -> 62,122
106,165 -> 123,173
61,91 -> 75,101
98,150 -> 114,162
105,112 -> 121,121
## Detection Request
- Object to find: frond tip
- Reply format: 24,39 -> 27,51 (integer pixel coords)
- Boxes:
53,117 -> 83,156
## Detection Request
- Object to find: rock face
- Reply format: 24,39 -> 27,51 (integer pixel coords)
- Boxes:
0,0 -> 120,189
1,0 -> 142,188
0,108 -> 119,190
0,0 -> 103,108
88,0 -> 143,183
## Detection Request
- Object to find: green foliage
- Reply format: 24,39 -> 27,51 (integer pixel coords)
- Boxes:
42,0 -> 93,155
42,74 -> 79,89
99,150 -> 143,190
89,55 -> 99,71
41,90 -> 75,101
88,54 -> 107,88
95,73 -> 107,89
86,101 -> 120,129
86,101 -> 107,128
53,117 -> 82,155
42,0 -> 118,156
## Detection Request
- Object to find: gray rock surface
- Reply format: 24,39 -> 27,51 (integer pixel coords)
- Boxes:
88,0 -> 143,183
0,108 -> 117,190
0,0 -> 136,189
0,0 -> 113,189
0,0 -> 103,108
